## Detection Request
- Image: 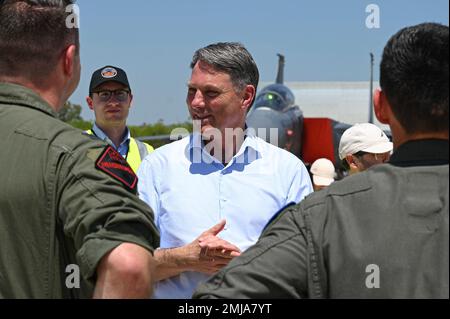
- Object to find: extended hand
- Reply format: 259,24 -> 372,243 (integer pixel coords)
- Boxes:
186,219 -> 241,274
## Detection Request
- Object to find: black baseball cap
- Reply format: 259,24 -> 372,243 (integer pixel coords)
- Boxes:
89,65 -> 131,93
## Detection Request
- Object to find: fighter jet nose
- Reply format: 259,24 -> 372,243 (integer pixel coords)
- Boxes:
247,107 -> 276,129
246,107 -> 287,149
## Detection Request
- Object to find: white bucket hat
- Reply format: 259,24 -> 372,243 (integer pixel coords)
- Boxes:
339,123 -> 393,160
310,158 -> 335,186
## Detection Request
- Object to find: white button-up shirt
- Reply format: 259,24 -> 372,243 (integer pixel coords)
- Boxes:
138,131 -> 313,299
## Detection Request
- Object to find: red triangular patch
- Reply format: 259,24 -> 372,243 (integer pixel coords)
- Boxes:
95,146 -> 137,192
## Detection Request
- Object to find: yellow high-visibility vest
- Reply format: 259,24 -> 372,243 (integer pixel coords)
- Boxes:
86,129 -> 154,173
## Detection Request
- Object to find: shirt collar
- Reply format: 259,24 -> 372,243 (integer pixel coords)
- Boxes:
188,127 -> 261,154
92,123 -> 131,148
188,127 -> 262,166
389,139 -> 449,167
0,82 -> 56,118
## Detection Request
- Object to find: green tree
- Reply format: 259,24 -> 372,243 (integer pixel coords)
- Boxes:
64,110 -> 193,149
68,119 -> 93,131
57,101 -> 83,122
129,119 -> 193,149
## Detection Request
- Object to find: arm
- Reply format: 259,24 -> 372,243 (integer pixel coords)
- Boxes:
57,140 -> 159,298
154,220 -> 241,281
193,206 -> 309,299
93,243 -> 155,299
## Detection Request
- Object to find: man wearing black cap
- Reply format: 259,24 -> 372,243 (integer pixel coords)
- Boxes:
86,65 -> 153,173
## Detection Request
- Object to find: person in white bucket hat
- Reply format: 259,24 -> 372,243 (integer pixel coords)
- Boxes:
310,158 -> 335,191
339,123 -> 393,174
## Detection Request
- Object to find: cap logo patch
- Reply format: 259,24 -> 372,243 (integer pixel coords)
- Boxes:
95,146 -> 137,192
101,67 -> 118,79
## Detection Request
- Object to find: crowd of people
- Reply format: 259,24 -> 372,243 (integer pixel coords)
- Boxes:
0,0 -> 448,299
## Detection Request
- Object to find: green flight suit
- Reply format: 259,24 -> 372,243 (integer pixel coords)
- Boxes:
0,83 -> 159,298
193,140 -> 449,298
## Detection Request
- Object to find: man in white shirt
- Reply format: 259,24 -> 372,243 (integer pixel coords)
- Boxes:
138,42 -> 313,298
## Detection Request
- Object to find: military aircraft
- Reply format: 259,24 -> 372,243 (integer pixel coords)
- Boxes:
246,54 -> 353,172
246,54 -> 304,159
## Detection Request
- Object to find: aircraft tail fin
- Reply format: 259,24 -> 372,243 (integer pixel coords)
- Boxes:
276,54 -> 285,84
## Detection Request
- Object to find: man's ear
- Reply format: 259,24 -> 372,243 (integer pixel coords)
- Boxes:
86,96 -> 94,110
241,85 -> 256,111
345,154 -> 355,167
345,154 -> 359,171
129,93 -> 134,108
374,89 -> 390,124
62,44 -> 77,77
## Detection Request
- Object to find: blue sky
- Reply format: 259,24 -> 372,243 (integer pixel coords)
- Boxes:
71,0 -> 449,125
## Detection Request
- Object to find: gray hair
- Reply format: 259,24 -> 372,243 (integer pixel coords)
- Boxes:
190,42 -> 259,93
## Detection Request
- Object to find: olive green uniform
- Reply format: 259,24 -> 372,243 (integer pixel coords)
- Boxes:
0,83 -> 159,298
194,140 -> 449,298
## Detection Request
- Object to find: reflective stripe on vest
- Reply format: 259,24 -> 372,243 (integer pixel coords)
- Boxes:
85,129 -> 152,173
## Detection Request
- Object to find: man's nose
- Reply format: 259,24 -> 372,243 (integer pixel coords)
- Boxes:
190,90 -> 205,109
107,94 -> 121,104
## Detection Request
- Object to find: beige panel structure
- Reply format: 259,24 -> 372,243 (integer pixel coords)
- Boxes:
259,81 -> 389,130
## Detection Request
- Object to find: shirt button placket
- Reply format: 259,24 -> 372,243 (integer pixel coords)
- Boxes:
219,169 -> 227,222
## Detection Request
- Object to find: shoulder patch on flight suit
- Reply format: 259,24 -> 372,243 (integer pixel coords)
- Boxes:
95,146 -> 137,192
